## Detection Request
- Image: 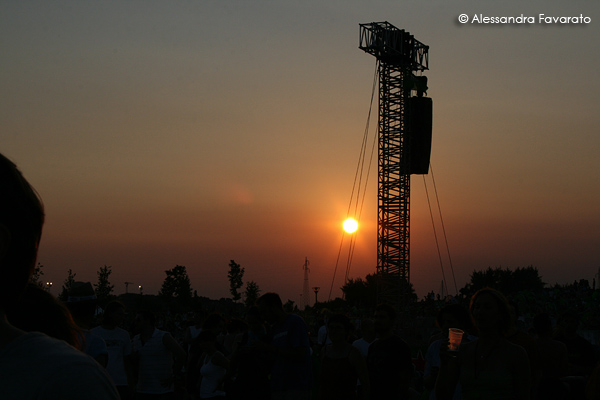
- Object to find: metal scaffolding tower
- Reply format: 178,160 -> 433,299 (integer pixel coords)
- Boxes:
359,22 -> 430,307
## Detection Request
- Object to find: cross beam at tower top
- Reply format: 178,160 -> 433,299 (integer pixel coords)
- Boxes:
359,22 -> 429,71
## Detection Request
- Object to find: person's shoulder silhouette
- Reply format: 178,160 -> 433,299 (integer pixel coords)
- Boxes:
0,152 -> 119,400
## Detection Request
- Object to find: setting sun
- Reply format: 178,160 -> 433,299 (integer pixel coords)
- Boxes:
343,218 -> 358,233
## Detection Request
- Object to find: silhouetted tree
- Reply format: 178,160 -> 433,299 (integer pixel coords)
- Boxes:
573,279 -> 591,290
244,280 -> 261,307
227,260 -> 245,302
342,273 -> 417,307
397,277 -> 418,303
94,265 -> 115,307
341,273 -> 378,308
29,262 -> 45,288
460,265 -> 544,299
58,268 -> 76,302
159,265 -> 192,308
512,266 -> 545,292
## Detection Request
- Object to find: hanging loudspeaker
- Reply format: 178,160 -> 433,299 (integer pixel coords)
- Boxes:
408,96 -> 432,175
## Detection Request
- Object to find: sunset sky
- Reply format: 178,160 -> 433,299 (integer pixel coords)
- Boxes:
2,1 -> 599,306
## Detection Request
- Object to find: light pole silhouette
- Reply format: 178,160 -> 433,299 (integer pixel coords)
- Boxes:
312,286 -> 320,305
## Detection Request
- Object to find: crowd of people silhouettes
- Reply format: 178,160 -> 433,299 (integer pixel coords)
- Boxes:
0,152 -> 599,400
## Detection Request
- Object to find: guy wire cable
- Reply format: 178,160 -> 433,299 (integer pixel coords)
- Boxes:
329,62 -> 378,301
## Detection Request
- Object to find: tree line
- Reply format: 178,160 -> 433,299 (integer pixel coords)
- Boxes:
340,265 -> 591,308
32,262 -> 598,327
30,259 -> 262,311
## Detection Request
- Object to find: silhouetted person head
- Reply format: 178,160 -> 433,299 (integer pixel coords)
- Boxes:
202,313 -> 226,336
359,318 -> 376,342
532,313 -> 554,338
0,153 -> 44,311
320,308 -> 332,322
66,281 -> 97,326
374,303 -> 396,336
134,310 -> 156,332
436,303 -> 473,334
556,311 -> 580,336
326,313 -> 354,343
5,283 -> 80,347
470,287 -> 512,335
196,329 -> 218,352
245,305 -> 261,320
257,292 -> 283,309
226,318 -> 248,335
257,292 -> 285,324
102,300 -> 126,328
245,306 -> 265,331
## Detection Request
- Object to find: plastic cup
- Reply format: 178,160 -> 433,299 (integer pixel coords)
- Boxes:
448,328 -> 464,351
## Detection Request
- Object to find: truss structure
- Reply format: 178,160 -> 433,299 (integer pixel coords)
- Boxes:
359,22 -> 429,307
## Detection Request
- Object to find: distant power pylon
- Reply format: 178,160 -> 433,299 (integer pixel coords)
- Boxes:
302,257 -> 310,309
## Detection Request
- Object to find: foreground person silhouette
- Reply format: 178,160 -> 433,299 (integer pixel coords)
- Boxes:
435,288 -> 531,400
0,153 -> 119,399
67,281 -> 109,367
367,303 -> 414,399
257,292 -> 313,400
132,310 -> 187,400
225,306 -> 271,400
92,301 -> 135,400
6,282 -> 81,348
318,313 -> 370,400
424,303 -> 475,400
